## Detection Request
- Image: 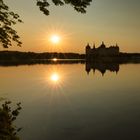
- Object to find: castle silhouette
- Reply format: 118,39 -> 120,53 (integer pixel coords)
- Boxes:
86,42 -> 119,61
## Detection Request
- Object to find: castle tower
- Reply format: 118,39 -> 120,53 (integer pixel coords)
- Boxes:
85,43 -> 91,59
115,43 -> 119,54
99,41 -> 106,48
93,43 -> 96,49
86,43 -> 90,52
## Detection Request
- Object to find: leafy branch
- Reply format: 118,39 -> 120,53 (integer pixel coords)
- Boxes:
0,101 -> 22,140
0,0 -> 92,48
0,0 -> 23,48
36,0 -> 92,15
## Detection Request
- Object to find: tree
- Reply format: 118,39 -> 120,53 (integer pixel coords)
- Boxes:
0,101 -> 22,140
0,0 -> 22,48
0,0 -> 92,48
37,0 -> 92,15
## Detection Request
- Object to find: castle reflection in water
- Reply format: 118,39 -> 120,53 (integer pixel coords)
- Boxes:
85,62 -> 119,76
85,42 -> 120,75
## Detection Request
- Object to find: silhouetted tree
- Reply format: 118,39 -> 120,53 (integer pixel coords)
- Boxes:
0,0 -> 22,48
0,101 -> 22,140
37,0 -> 92,15
0,0 -> 92,48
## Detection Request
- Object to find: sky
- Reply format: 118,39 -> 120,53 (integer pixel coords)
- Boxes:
1,0 -> 140,53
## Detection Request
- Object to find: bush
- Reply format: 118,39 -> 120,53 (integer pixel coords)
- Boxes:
0,101 -> 22,140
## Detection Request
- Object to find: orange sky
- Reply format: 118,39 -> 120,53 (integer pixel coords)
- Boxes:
1,0 -> 140,53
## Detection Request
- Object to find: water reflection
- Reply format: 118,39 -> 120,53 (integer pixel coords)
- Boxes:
52,58 -> 57,62
0,63 -> 140,140
85,61 -> 119,75
0,97 -> 7,102
50,73 -> 60,83
46,67 -> 65,89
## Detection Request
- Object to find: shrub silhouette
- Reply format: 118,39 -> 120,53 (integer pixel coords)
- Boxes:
0,101 -> 22,140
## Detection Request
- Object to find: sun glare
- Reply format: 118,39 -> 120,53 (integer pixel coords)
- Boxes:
46,68 -> 67,89
50,35 -> 60,44
50,73 -> 59,82
52,58 -> 57,61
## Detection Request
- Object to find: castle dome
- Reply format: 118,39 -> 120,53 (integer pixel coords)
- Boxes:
86,43 -> 91,49
99,41 -> 106,48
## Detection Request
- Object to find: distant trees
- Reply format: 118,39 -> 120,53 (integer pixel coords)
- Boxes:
0,51 -> 85,60
0,0 -> 92,48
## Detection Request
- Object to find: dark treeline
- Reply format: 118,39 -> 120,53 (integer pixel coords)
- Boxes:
0,59 -> 85,66
86,52 -> 140,63
1,51 -> 140,61
0,51 -> 140,66
0,51 -> 85,60
117,52 -> 140,63
0,51 -> 85,66
119,52 -> 140,57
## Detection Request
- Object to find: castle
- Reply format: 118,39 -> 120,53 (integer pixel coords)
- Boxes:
86,42 -> 119,60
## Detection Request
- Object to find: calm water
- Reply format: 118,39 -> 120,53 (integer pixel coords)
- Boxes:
0,63 -> 140,140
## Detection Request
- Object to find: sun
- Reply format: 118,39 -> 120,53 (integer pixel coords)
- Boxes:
50,35 -> 60,44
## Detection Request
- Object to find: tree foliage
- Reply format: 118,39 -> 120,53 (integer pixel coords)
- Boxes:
0,0 -> 22,48
0,101 -> 22,140
0,0 -> 92,48
37,0 -> 92,15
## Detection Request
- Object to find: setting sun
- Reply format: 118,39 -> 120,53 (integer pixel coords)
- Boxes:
50,35 -> 60,44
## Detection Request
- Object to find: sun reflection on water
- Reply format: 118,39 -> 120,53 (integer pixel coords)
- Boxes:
50,73 -> 59,83
52,58 -> 57,62
44,66 -> 69,91
47,70 -> 64,88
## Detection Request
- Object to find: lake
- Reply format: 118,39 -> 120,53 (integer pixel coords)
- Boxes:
0,63 -> 140,140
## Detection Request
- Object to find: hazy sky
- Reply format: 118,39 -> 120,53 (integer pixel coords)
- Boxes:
1,0 -> 140,53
